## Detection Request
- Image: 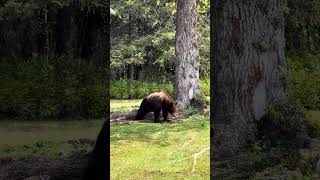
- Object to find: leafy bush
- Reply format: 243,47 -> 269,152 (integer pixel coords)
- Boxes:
288,52 -> 320,110
303,111 -> 320,138
200,78 -> 210,97
110,80 -> 174,99
110,79 -> 209,100
286,51 -> 320,137
0,56 -> 108,120
257,99 -> 310,148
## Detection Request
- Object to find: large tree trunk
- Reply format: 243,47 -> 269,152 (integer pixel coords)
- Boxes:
212,0 -> 288,157
83,120 -> 109,180
174,0 -> 200,109
83,6 -> 110,179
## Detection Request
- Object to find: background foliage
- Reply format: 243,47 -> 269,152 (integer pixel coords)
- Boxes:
0,0 -> 319,120
0,56 -> 108,119
287,52 -> 320,110
0,0 -> 108,119
110,0 -> 210,82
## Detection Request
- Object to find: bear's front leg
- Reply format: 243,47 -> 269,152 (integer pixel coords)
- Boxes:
154,110 -> 161,123
162,109 -> 169,122
136,108 -> 146,120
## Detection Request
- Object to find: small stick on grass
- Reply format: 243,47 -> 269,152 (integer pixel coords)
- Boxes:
176,146 -> 210,172
167,135 -> 195,160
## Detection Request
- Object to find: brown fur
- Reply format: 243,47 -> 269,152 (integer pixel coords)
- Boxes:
136,91 -> 177,122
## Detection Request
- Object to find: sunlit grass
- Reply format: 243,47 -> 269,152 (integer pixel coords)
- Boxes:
0,119 -> 104,158
110,99 -> 141,112
1,99 -> 210,180
110,113 -> 210,179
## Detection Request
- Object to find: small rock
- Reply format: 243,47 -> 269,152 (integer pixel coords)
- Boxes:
299,148 -> 319,161
23,174 -> 50,180
24,176 -> 40,180
309,138 -> 320,150
149,170 -> 161,174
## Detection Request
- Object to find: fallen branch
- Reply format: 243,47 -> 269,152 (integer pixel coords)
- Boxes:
167,135 -> 195,160
181,136 -> 195,149
176,146 -> 210,172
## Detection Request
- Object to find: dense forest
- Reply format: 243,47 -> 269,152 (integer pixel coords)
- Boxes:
0,0 -> 319,120
0,0 -> 109,119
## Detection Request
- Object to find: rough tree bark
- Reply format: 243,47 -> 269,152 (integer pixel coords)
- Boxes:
174,0 -> 201,109
212,0 -> 288,157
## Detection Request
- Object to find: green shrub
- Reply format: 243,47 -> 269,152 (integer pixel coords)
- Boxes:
110,79 -> 209,100
288,52 -> 320,110
303,111 -> 320,138
200,78 -> 210,97
110,80 -> 174,99
0,56 -> 108,120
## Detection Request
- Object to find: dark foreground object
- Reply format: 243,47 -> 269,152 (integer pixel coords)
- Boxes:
0,120 -> 109,180
83,120 -> 108,180
0,153 -> 88,180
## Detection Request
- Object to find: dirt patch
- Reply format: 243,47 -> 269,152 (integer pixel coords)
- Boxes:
0,152 -> 88,180
110,109 -> 191,124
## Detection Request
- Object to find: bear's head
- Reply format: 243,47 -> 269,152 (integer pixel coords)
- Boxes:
168,102 -> 178,116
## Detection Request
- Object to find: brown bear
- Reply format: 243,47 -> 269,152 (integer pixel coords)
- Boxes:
136,91 -> 177,123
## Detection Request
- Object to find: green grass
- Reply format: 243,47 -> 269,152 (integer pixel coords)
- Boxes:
110,113 -> 210,179
2,98 -> 317,179
0,120 -> 103,148
110,99 -> 141,112
110,98 -> 210,178
0,119 -> 104,158
0,99 -> 210,179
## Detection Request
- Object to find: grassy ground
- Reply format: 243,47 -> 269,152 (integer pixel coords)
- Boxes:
110,113 -> 210,179
0,99 -> 210,179
1,99 -> 318,179
110,99 -> 210,179
0,99 -> 142,156
111,99 -> 141,112
0,119 -> 103,158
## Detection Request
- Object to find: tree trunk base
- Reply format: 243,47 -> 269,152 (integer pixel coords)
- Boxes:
110,110 -> 189,124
